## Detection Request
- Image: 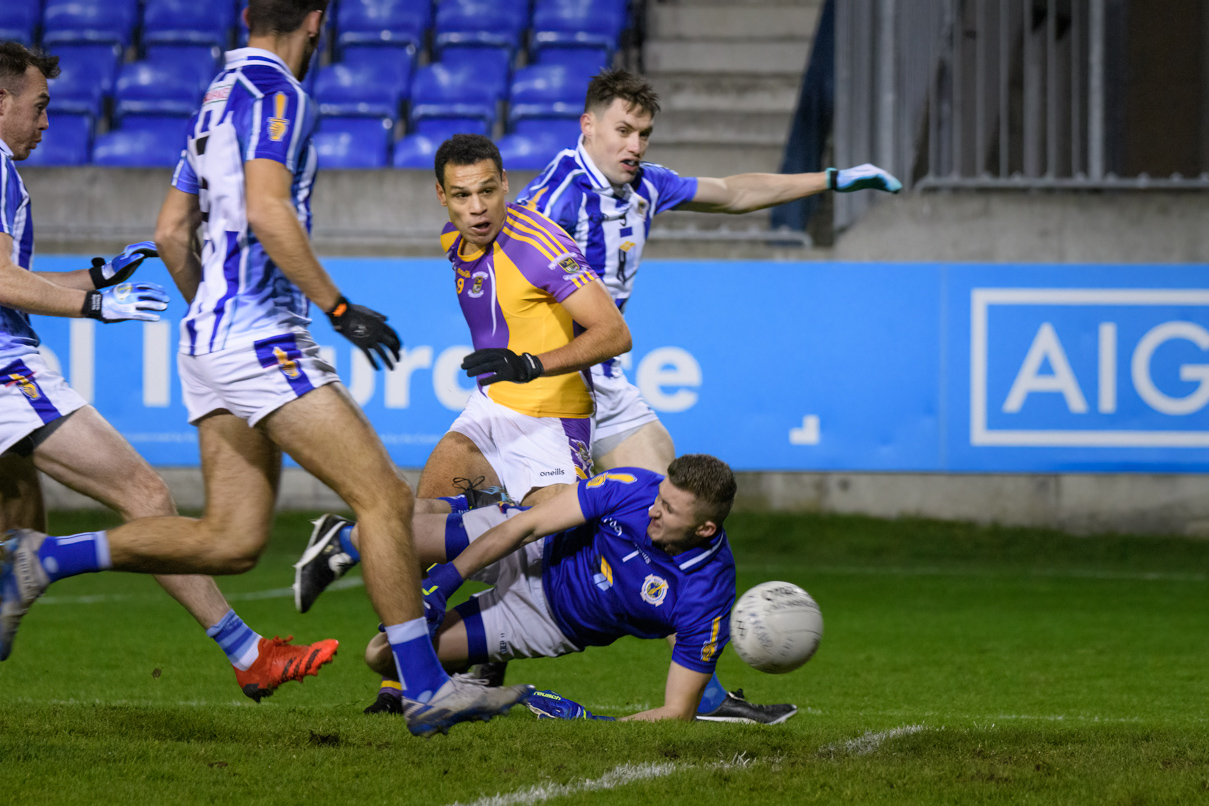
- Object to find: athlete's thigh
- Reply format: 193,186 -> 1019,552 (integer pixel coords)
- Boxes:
32,406 -> 174,519
196,409 -> 281,537
259,383 -> 406,507
416,431 -> 499,499
597,420 -> 675,474
0,451 -> 44,531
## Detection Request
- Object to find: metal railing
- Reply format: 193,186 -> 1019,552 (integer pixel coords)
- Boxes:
834,0 -> 1209,230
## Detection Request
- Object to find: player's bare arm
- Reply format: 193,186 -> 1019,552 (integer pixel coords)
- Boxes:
0,232 -> 94,316
679,172 -> 831,214
155,186 -> 204,303
245,158 -> 340,311
621,661 -> 712,722
533,279 -> 630,377
450,483 -> 587,579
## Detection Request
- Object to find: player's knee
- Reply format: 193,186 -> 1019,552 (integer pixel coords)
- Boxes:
349,474 -> 414,525
196,520 -> 266,574
365,633 -> 393,675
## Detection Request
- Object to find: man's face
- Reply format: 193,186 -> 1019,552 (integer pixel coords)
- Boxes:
580,98 -> 653,187
0,66 -> 50,161
436,159 -> 510,249
647,479 -> 715,555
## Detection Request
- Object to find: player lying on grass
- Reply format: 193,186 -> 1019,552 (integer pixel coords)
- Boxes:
350,454 -> 795,723
0,40 -> 335,701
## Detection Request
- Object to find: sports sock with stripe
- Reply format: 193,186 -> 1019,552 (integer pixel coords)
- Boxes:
337,524 -> 361,563
378,678 -> 402,701
439,495 -> 470,513
444,513 -> 470,560
206,609 -> 262,671
37,531 -> 112,583
385,618 -> 450,703
697,673 -> 730,714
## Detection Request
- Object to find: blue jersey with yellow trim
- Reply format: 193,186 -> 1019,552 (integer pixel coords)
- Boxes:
0,137 -> 39,361
171,48 -> 319,356
542,467 -> 735,674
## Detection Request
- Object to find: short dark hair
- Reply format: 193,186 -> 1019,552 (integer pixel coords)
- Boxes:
667,454 -> 737,527
246,0 -> 329,37
584,68 -> 660,118
434,134 -> 503,186
0,42 -> 60,92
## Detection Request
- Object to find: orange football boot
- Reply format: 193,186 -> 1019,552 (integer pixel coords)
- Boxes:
234,636 -> 339,702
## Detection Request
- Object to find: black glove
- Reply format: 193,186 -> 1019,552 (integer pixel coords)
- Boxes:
326,296 -> 401,370
89,241 -> 158,289
461,348 -> 543,385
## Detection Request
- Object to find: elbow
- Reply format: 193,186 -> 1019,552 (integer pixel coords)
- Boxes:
613,321 -> 633,356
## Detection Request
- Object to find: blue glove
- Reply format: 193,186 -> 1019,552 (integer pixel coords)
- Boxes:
526,689 -> 615,721
421,563 -> 464,638
82,282 -> 170,323
90,241 -> 158,289
827,164 -> 903,193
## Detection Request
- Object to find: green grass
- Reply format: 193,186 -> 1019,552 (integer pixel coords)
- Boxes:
3,510 -> 1209,805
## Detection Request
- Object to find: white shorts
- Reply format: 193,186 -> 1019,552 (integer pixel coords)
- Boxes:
178,331 -> 340,426
448,389 -> 593,500
452,506 -> 580,662
0,352 -> 88,456
591,365 -> 659,458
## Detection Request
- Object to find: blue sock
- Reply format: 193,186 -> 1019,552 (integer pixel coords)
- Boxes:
37,531 -> 111,583
386,618 -> 450,703
206,609 -> 262,671
444,514 -> 469,560
697,673 -> 729,714
439,495 -> 470,513
338,524 -> 361,564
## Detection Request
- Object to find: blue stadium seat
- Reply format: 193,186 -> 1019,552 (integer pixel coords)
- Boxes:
315,46 -> 414,121
433,0 -> 528,54
0,0 -> 41,46
146,45 -> 223,76
42,0 -> 140,48
337,0 -> 432,50
531,0 -> 627,56
143,0 -> 237,49
507,64 -> 596,125
410,62 -> 506,128
113,59 -> 208,120
23,113 -> 92,167
92,117 -> 191,167
513,117 -> 582,144
392,118 -> 491,169
433,45 -> 512,81
495,132 -> 568,172
46,44 -> 122,118
534,47 -> 610,75
313,117 -> 393,168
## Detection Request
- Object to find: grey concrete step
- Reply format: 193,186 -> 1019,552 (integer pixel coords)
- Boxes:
644,39 -> 810,75
651,110 -> 794,146
649,72 -> 803,113
643,142 -> 785,177
649,5 -> 820,40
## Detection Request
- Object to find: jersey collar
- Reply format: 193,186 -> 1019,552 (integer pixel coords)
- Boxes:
223,47 -> 293,76
672,531 -> 729,573
575,137 -> 636,201
0,138 -> 12,159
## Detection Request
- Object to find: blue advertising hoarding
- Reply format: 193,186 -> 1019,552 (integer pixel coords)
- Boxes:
24,257 -> 1209,472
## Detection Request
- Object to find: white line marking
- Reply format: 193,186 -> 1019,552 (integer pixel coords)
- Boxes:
38,576 -> 365,606
450,762 -> 680,806
821,724 -> 929,757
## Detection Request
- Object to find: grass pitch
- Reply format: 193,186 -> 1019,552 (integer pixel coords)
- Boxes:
2,509 -> 1208,805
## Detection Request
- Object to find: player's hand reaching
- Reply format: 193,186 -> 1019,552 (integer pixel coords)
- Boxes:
326,296 -> 401,371
89,241 -> 159,289
462,348 -> 543,385
827,164 -> 903,194
527,689 -> 616,721
82,282 -> 170,323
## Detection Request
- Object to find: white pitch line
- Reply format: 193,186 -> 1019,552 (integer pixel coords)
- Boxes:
820,724 -> 929,757
450,762 -> 681,806
38,576 -> 365,606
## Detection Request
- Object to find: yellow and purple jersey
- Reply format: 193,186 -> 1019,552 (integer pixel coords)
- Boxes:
441,203 -> 598,419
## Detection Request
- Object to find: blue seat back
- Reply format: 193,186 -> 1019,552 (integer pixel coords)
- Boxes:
43,0 -> 140,47
143,0 -> 237,48
414,117 -> 491,139
512,117 -> 581,144
313,117 -> 393,168
434,0 -> 528,52
534,47 -> 610,74
46,44 -> 122,117
409,62 -> 506,125
495,132 -> 566,171
315,46 -> 415,120
434,46 -> 512,81
531,0 -> 626,53
337,0 -> 432,49
24,113 -> 92,167
114,60 -> 207,119
507,64 -> 595,124
92,116 -> 191,167
0,0 -> 41,44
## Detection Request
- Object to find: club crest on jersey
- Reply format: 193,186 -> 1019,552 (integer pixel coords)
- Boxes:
273,346 -> 300,379
551,253 -> 584,275
620,241 -> 636,253
634,198 -> 649,216
641,574 -> 668,606
5,371 -> 39,400
468,271 -> 488,298
268,92 -> 290,142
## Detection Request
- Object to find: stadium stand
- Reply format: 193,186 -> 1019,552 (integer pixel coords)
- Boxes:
337,0 -> 432,50
143,0 -> 237,49
496,117 -> 581,170
313,117 -> 394,168
0,0 -> 40,47
113,55 -> 212,120
433,0 -> 528,55
531,0 -> 628,60
42,0 -> 140,48
393,117 -> 492,169
24,112 -> 92,167
92,116 -> 192,167
507,64 -> 595,125
409,61 -> 507,130
315,45 -> 415,121
46,44 -> 122,118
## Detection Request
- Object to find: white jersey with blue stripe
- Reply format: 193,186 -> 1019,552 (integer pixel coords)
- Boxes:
0,137 -> 39,361
517,139 -> 697,376
171,48 -> 319,356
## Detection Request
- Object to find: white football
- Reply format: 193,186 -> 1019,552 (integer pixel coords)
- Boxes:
729,581 -> 823,674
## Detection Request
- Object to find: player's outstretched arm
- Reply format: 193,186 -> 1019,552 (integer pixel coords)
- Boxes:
621,661 -> 711,722
0,232 -> 166,321
156,186 -> 203,303
677,163 -> 902,215
246,158 -> 400,369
